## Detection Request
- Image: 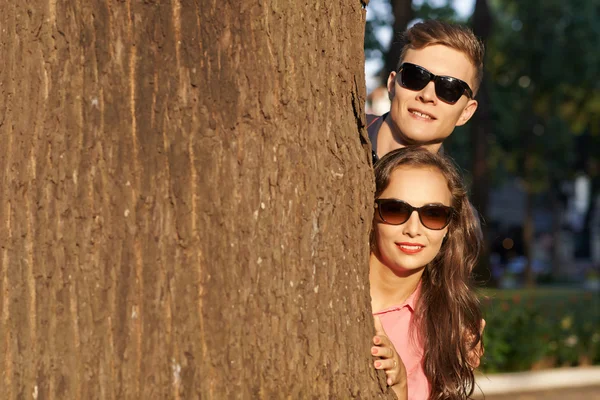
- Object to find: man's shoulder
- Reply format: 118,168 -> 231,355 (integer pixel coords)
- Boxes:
367,113 -> 387,164
366,113 -> 385,129
366,113 -> 379,126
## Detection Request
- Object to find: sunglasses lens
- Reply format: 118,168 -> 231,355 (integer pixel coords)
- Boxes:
400,64 -> 430,91
434,78 -> 465,104
420,205 -> 452,230
379,201 -> 412,225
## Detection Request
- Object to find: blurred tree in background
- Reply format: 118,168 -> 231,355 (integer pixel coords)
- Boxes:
486,0 -> 600,286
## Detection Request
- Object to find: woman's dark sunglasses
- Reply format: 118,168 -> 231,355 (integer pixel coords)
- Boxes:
398,62 -> 473,104
375,199 -> 454,230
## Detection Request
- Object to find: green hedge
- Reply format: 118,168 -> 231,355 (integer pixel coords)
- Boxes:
479,288 -> 600,373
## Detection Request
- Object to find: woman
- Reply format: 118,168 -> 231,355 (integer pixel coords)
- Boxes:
369,147 -> 484,400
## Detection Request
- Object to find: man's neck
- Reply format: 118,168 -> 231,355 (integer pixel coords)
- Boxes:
369,252 -> 424,313
376,115 -> 441,158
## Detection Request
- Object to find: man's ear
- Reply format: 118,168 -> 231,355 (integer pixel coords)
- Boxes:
387,71 -> 397,100
456,99 -> 478,126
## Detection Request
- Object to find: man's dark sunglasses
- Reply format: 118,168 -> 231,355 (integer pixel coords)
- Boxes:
375,198 -> 454,230
398,62 -> 473,104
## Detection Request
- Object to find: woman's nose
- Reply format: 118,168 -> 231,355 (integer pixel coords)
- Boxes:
402,211 -> 422,237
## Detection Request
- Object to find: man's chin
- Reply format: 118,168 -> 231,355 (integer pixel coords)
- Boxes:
401,134 -> 446,147
387,119 -> 448,147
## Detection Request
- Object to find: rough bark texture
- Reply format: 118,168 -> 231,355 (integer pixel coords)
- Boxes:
0,1 -> 390,398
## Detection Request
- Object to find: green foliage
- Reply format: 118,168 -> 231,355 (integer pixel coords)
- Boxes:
479,288 -> 600,373
413,2 -> 458,22
486,0 -> 600,188
364,0 -> 461,75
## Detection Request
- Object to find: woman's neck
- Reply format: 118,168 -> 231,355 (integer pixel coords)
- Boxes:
369,252 -> 425,313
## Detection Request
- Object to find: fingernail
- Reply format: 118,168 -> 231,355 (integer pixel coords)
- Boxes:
387,379 -> 392,386
374,361 -> 381,368
371,347 -> 378,355
374,336 -> 380,345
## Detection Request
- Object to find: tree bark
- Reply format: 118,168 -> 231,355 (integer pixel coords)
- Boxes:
0,1 -> 389,398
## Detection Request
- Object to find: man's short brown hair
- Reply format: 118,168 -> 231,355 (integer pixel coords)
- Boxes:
398,20 -> 485,94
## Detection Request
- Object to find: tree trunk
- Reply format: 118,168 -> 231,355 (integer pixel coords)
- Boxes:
550,187 -> 564,279
0,1 -> 390,398
384,0 -> 414,79
470,0 -> 493,285
523,187 -> 536,288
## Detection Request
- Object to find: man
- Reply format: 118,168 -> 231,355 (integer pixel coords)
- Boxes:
367,20 -> 484,163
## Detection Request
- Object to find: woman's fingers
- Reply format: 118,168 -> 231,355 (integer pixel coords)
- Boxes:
371,345 -> 394,359
374,358 -> 402,386
386,369 -> 400,386
373,357 -> 397,371
372,317 -> 407,387
373,331 -> 393,348
373,342 -> 403,386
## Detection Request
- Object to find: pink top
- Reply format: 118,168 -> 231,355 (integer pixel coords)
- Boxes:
373,285 -> 430,400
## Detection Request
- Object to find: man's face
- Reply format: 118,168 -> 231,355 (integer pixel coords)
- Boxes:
386,45 -> 478,147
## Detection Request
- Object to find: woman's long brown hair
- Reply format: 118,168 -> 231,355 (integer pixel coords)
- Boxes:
374,147 -> 483,400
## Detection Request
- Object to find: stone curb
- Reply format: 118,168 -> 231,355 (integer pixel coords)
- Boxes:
473,366 -> 600,397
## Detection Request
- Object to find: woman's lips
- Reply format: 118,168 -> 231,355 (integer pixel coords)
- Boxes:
396,242 -> 425,254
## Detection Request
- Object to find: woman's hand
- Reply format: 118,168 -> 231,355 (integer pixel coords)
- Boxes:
372,316 -> 407,398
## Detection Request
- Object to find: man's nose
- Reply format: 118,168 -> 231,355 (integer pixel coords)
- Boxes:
417,81 -> 437,104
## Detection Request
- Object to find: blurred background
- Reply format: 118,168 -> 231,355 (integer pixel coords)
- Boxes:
363,0 -> 600,383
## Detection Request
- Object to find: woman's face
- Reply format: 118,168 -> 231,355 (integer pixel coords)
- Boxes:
374,166 -> 452,275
